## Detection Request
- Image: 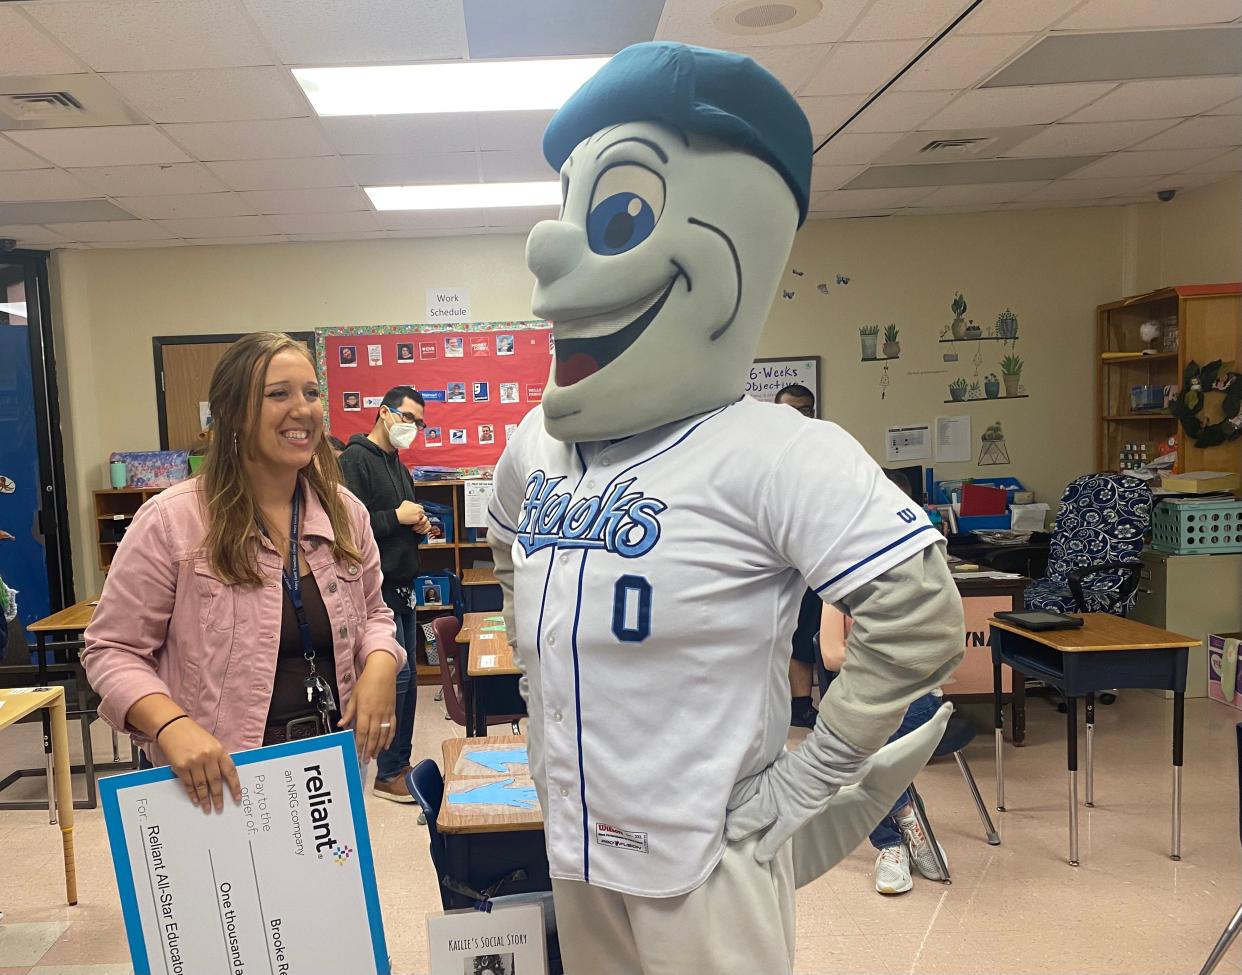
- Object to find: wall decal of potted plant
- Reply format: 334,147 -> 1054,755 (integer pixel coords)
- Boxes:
984,372 -> 1000,398
968,380 -> 982,400
996,308 -> 1018,345
1000,354 -> 1023,396
949,377 -> 968,401
950,292 -> 967,339
860,324 -> 879,360
964,319 -> 982,339
882,323 -> 900,358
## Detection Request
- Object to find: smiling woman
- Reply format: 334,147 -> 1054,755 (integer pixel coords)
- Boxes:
82,332 -> 405,815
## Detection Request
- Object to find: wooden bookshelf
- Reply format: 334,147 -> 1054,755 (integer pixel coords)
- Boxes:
93,488 -> 163,571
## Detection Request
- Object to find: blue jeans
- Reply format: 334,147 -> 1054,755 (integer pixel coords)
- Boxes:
869,692 -> 942,850
376,587 -> 419,783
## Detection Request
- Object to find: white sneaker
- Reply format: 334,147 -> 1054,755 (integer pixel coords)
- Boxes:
874,845 -> 913,895
898,814 -> 948,881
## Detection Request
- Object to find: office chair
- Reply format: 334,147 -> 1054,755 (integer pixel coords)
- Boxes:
1197,722 -> 1242,975
431,614 -> 524,734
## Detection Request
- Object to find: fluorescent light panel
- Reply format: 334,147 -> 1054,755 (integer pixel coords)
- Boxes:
366,181 -> 561,210
294,58 -> 609,117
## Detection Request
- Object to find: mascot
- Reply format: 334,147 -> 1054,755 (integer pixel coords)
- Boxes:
487,42 -> 965,975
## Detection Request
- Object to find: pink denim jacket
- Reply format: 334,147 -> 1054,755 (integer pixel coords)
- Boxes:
82,477 -> 403,764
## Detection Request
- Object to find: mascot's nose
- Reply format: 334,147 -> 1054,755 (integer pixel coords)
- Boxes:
527,219 -> 586,286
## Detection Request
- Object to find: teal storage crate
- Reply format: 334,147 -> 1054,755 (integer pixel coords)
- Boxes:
1151,497 -> 1242,555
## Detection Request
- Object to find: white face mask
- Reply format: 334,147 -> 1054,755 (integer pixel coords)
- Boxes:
388,421 -> 419,450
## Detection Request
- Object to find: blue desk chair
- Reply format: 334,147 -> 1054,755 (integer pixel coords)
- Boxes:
1198,722 -> 1242,975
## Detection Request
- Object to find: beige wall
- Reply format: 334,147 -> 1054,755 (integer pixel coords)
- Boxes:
51,200 -> 1145,596
1132,173 -> 1242,292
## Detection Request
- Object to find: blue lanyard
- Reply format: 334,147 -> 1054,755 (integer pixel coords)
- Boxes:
279,490 -> 318,671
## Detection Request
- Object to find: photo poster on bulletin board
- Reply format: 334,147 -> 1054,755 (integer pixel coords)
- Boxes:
317,321 -> 552,468
747,356 -> 821,416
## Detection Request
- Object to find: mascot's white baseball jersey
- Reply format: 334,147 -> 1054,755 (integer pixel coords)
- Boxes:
488,42 -> 964,975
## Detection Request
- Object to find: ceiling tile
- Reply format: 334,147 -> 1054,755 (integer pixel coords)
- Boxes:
156,215 -> 279,237
848,91 -> 956,133
0,136 -> 53,172
1053,0 -> 1242,31
45,219 -> 172,242
321,115 -> 478,156
0,199 -> 135,224
925,84 -> 1118,128
284,231 -> 390,242
1142,173 -> 1231,193
1187,145 -> 1242,172
68,162 -> 228,196
847,0 -> 976,41
1207,97 -> 1242,115
0,223 -> 68,246
1066,77 -> 1242,122
809,164 -> 866,192
480,148 -> 555,182
1022,176 -> 1174,201
104,67 -> 309,123
1068,147 -> 1235,178
802,40 -> 923,96
807,208 -> 897,219
184,235 -> 288,247
1131,115 -> 1242,151
958,0 -> 1083,34
736,45 -> 833,95
474,111 -> 557,151
0,169 -> 98,201
813,132 -> 904,165
1005,120 -> 1177,156
485,205 -> 559,228
894,34 -> 1034,92
162,119 -> 333,161
8,125 -> 191,167
206,156 -> 352,191
465,0 -> 663,58
910,180 -> 1053,206
0,7 -> 85,76
846,154 -> 1099,187
27,0 -> 273,72
377,209 -> 487,232
344,153 -> 480,186
811,187 -> 936,210
798,95 -> 866,133
243,0 -> 468,64
241,186 -> 371,214
268,211 -> 383,234
656,0 -> 871,48
113,192 -> 256,219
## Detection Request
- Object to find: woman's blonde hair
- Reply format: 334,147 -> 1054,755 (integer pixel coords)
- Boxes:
200,332 -> 359,585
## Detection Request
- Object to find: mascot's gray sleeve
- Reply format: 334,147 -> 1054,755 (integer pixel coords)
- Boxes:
821,543 -> 965,753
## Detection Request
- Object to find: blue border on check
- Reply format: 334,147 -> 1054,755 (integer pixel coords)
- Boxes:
99,731 -> 390,975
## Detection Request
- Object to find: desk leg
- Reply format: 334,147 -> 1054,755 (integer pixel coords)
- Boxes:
993,657 -> 1005,812
1085,692 -> 1095,808
1066,695 -> 1079,867
36,633 -> 56,825
48,694 -> 78,906
1172,691 -> 1184,861
1013,675 -> 1026,747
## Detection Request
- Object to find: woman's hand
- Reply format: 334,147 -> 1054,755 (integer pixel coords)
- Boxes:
159,718 -> 243,813
340,652 -> 398,762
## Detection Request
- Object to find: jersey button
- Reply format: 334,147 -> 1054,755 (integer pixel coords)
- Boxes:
558,553 -> 568,565
553,710 -> 563,722
547,634 -> 557,647
602,458 -> 611,467
560,787 -> 569,798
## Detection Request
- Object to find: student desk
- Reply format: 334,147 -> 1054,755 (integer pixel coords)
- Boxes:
950,574 -> 1029,744
989,613 -> 1195,867
457,613 -> 522,737
438,735 -> 548,910
0,686 -> 77,904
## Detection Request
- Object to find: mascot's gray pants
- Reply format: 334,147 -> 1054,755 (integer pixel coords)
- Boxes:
553,704 -> 952,975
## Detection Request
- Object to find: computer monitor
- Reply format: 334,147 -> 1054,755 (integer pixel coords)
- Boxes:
884,465 -> 926,506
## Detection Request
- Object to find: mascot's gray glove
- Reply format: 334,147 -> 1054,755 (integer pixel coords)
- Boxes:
724,716 -> 873,863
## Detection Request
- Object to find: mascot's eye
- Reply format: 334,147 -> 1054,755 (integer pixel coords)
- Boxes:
586,163 -> 665,256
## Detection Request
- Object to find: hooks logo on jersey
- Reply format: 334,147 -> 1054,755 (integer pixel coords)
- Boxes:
517,471 -> 667,557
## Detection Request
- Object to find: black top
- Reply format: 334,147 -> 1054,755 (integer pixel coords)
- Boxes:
266,571 -> 340,727
339,433 -> 420,590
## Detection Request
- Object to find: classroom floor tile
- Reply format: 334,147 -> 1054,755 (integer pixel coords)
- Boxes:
1,686 -> 1239,974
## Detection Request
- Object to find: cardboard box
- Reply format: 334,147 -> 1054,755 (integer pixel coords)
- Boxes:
1207,632 -> 1242,710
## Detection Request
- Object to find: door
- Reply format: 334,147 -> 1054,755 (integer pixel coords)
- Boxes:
155,333 -> 316,450
0,253 -> 73,631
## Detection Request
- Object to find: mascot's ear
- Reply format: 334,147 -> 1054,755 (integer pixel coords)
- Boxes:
790,703 -> 952,888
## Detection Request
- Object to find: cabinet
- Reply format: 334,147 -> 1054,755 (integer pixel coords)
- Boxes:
93,488 -> 163,572
1096,284 -> 1241,478
1130,548 -> 1242,697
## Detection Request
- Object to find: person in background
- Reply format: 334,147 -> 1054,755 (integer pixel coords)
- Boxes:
82,332 -> 402,811
339,385 -> 431,803
326,434 -> 347,458
774,383 -> 820,728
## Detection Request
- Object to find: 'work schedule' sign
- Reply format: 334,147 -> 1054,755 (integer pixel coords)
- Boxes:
100,732 -> 389,975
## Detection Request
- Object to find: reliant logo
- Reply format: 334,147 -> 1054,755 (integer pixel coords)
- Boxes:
517,471 -> 666,558
304,764 -> 340,859
331,844 -> 354,866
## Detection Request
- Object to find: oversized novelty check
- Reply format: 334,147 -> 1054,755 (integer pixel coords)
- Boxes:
100,732 -> 390,975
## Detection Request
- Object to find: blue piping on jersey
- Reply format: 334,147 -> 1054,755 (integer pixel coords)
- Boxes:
606,400 -> 736,492
571,553 -> 591,883
488,509 -> 517,535
814,524 -> 939,595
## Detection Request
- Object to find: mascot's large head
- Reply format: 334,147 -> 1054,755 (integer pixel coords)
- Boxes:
527,41 -> 812,442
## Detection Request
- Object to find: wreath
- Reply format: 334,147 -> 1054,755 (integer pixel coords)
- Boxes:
1169,359 -> 1242,447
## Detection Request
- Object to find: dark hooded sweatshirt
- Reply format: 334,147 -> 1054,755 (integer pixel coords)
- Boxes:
338,433 -> 420,590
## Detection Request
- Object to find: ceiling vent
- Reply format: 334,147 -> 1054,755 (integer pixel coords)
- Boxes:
0,74 -> 143,130
921,137 -> 989,155
712,0 -> 822,35
2,91 -> 85,122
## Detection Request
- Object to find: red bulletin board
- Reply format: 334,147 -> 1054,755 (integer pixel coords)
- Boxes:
318,322 -> 552,468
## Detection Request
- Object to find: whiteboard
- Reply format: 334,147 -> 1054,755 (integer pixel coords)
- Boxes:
746,356 -> 820,415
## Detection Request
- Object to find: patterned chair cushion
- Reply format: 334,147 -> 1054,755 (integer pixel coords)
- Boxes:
1024,573 -> 1133,614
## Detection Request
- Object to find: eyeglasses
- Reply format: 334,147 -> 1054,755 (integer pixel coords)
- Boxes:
389,407 -> 426,429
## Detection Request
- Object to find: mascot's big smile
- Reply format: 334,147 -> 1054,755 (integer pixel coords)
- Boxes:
553,273 -> 680,387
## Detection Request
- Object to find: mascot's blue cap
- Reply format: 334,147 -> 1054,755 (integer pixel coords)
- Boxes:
544,42 -> 813,226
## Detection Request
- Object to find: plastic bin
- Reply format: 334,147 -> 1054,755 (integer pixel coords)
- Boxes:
1150,497 -> 1242,555
1130,385 -> 1166,412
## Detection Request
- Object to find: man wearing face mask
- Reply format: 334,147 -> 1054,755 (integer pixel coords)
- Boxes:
339,384 -> 432,802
